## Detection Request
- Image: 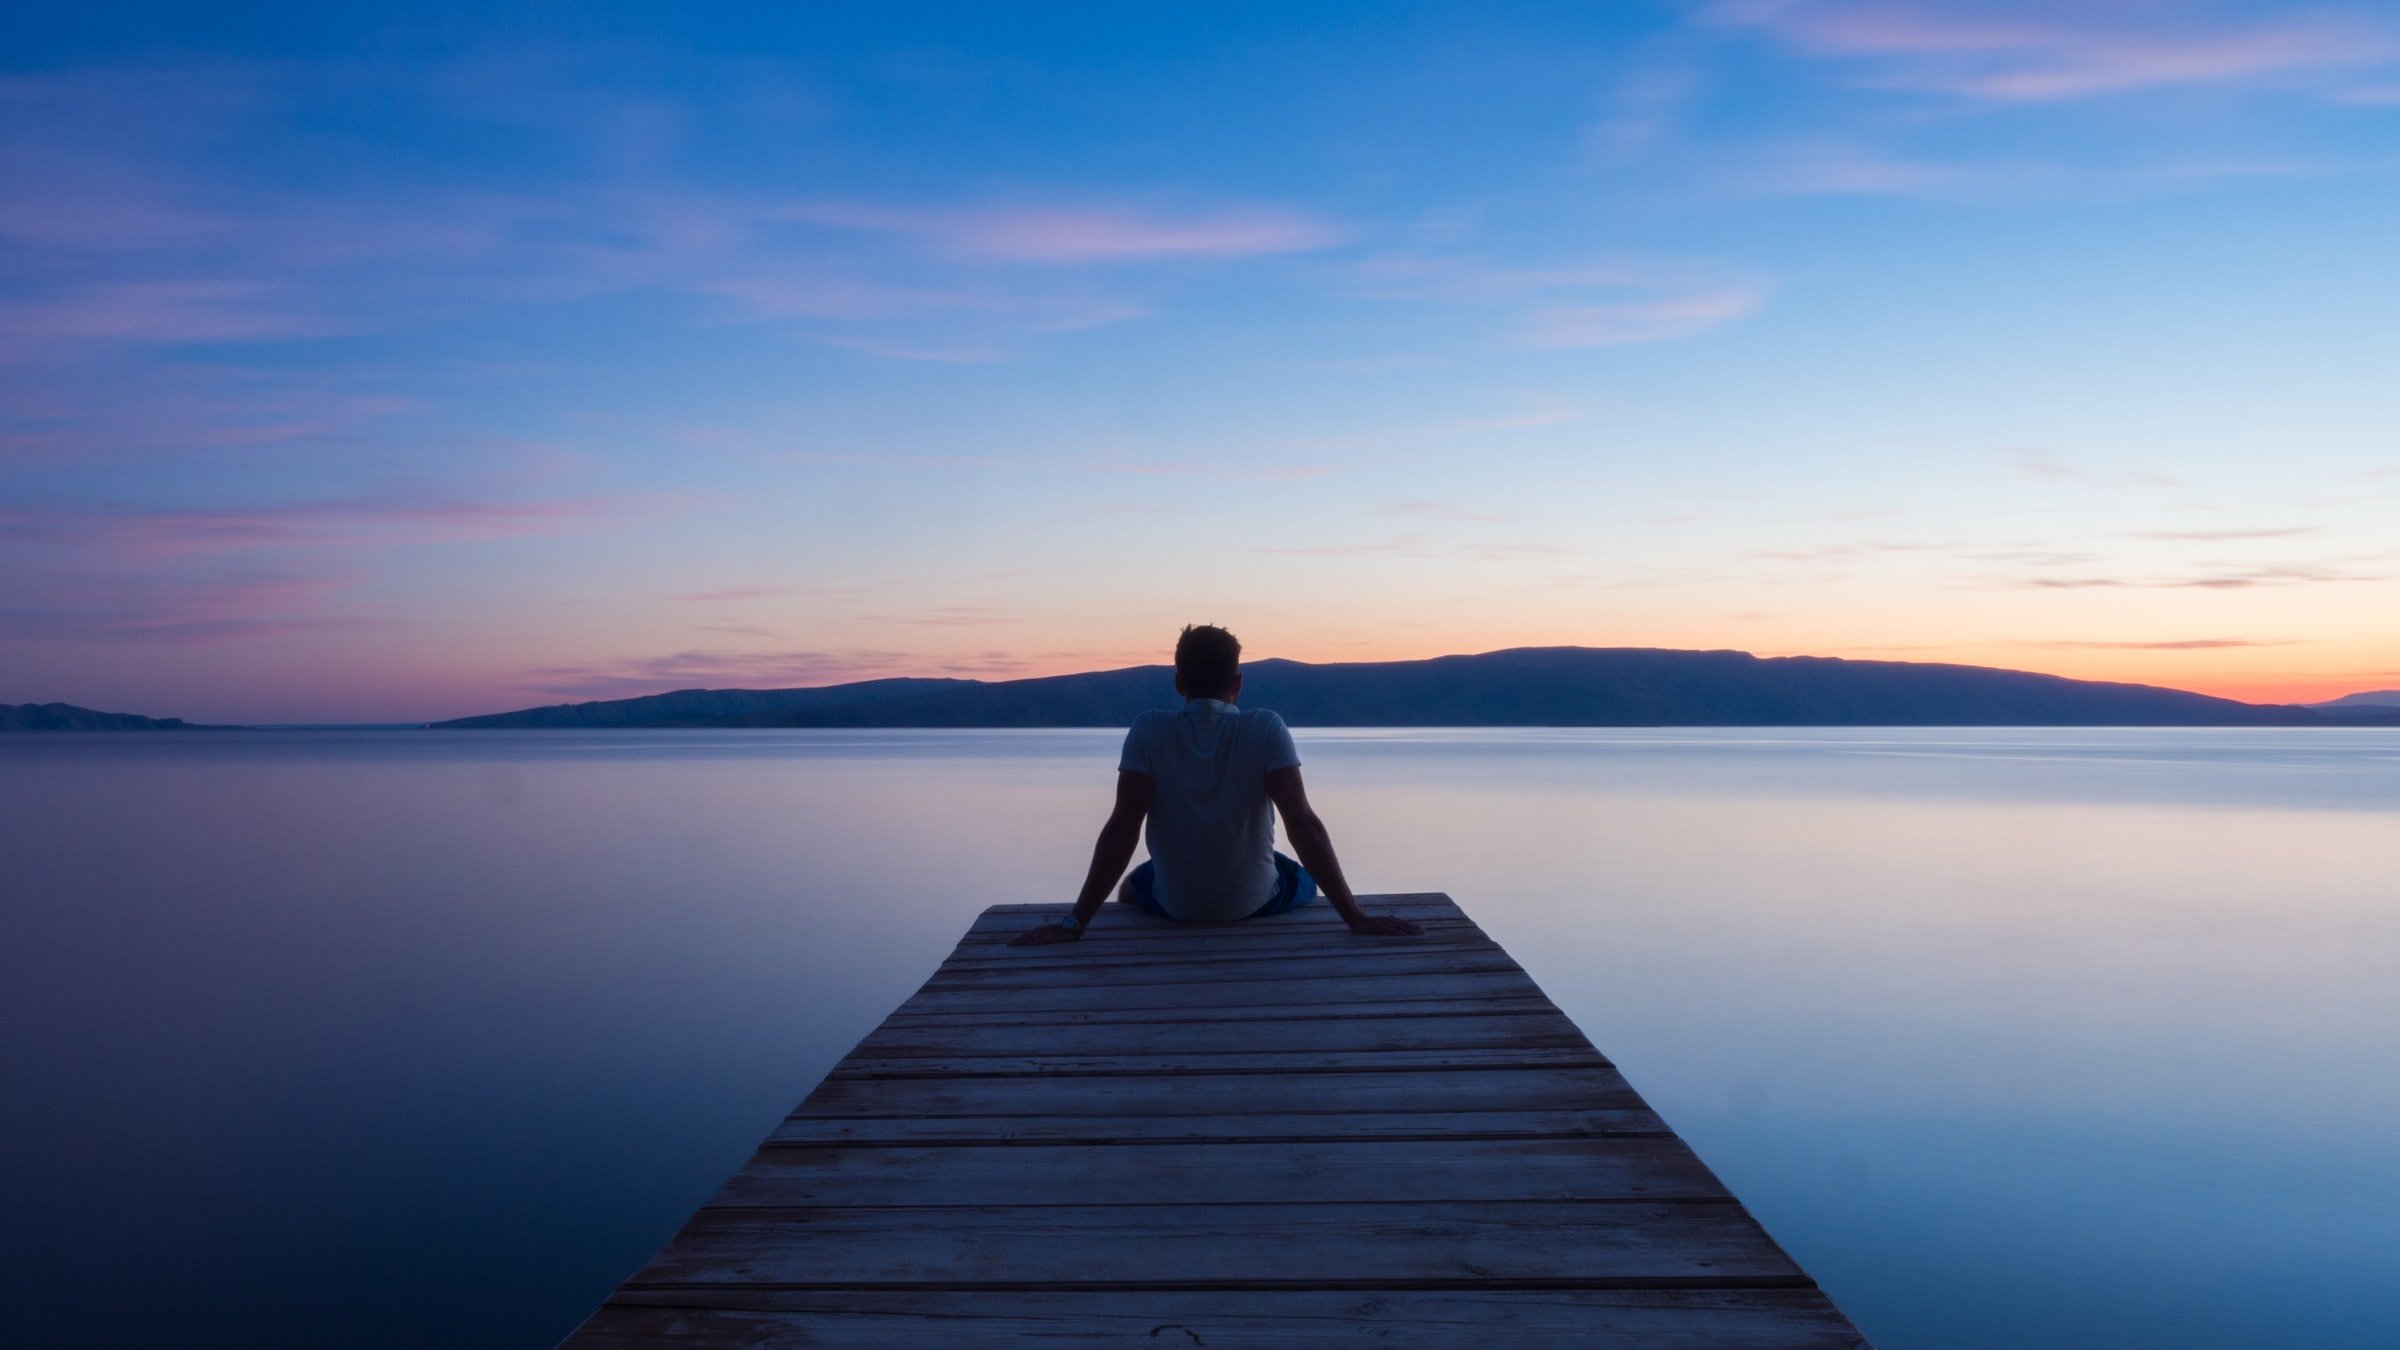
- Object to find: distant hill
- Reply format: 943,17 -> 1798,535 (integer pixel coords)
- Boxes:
2311,690 -> 2400,717
433,677 -> 979,729
440,647 -> 2340,729
0,702 -> 205,731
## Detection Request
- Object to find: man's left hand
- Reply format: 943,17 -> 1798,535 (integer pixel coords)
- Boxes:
1008,922 -> 1083,946
1343,912 -> 1425,936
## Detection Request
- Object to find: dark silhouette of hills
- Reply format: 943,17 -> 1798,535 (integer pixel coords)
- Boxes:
0,702 -> 209,731
439,648 -> 2340,729
434,677 -> 977,729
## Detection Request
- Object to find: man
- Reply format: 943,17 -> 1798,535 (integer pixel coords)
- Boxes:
1011,625 -> 1424,945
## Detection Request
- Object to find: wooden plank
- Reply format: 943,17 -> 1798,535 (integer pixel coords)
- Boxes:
708,1136 -> 1729,1208
919,950 -> 1529,991
830,1045 -> 1611,1078
853,1010 -> 1591,1058
575,1288 -> 1868,1348
624,1200 -> 1805,1288
950,917 -> 1488,950
953,913 -> 1485,943
940,936 -> 1504,972
879,993 -> 1560,1028
972,891 -> 1461,920
892,968 -> 1547,1015
787,1065 -> 1646,1119
956,895 -> 1469,939
767,1106 -> 1668,1146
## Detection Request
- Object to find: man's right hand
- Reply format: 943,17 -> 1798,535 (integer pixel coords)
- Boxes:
1343,912 -> 1425,936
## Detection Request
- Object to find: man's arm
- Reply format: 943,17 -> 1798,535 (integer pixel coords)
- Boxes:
1265,765 -> 1423,936
1009,770 -> 1153,946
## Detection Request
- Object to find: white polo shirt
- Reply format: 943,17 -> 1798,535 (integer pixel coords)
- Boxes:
1118,699 -> 1302,923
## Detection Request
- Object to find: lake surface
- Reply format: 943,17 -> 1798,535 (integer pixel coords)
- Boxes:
4,727 -> 2396,1347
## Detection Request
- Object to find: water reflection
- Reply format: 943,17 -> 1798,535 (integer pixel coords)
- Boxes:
2,728 -> 2394,1346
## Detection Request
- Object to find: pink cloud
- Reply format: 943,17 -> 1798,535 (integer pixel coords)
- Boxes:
1352,252 -> 1767,347
0,281 -> 336,344
781,200 -> 1343,262
674,585 -> 794,603
0,567 -> 374,643
1523,286 -> 1764,347
1,493 -> 647,557
521,647 -> 1032,698
1737,141 -> 2016,198
1712,1 -> 2400,102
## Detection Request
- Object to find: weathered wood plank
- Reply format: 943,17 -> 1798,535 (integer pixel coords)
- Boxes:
949,918 -> 1487,952
625,1200 -> 1804,1288
768,1110 -> 1669,1148
940,936 -> 1505,973
893,968 -> 1547,1015
972,891 -> 1461,919
576,1288 -> 1868,1348
920,950 -> 1529,991
953,914 -> 1485,945
853,1010 -> 1591,1058
880,993 -> 1559,1028
788,1065 -> 1645,1120
766,1106 -> 1669,1146
830,1045 -> 1612,1078
708,1136 -> 1729,1208
957,894 -> 1469,938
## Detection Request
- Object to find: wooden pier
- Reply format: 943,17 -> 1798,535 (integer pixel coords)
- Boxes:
563,894 -> 1866,1346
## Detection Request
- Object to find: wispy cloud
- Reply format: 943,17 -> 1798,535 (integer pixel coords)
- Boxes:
1746,540 -> 1938,562
1524,287 -> 1766,347
1385,500 -> 1532,523
520,647 -> 1033,698
863,604 -> 1021,628
1353,252 -> 1767,348
0,492 -> 646,557
2015,564 -> 2381,590
671,584 -> 861,603
1260,534 -> 1571,561
2132,526 -> 2318,542
1709,1 -> 2400,103
1734,141 -> 2029,199
2005,449 -> 2180,489
0,567 -> 373,643
779,200 -> 1342,263
768,448 -> 1333,481
2008,637 -> 2306,650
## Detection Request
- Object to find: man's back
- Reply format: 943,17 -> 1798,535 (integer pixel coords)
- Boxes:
1119,698 -> 1299,923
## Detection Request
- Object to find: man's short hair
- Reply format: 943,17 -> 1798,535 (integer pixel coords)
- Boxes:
1174,624 -> 1241,699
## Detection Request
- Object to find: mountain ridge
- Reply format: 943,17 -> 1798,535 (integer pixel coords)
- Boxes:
2310,689 -> 2400,716
434,647 -> 2358,730
0,702 -> 211,731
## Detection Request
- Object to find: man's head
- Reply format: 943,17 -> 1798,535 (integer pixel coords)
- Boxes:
1173,624 -> 1242,702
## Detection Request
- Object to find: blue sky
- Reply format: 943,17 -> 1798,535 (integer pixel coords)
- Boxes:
4,2 -> 2397,721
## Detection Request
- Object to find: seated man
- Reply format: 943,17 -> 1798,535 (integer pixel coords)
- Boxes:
1011,624 -> 1424,945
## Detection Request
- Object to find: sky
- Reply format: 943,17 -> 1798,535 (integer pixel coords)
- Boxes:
4,1 -> 2397,723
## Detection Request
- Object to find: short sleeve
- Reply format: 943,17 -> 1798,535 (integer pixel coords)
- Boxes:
1257,710 -> 1300,773
1118,713 -> 1154,775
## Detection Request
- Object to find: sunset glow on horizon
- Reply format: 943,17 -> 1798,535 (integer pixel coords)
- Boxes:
6,3 -> 2398,723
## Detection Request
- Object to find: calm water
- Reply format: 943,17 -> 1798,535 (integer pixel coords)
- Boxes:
4,727 -> 2397,1347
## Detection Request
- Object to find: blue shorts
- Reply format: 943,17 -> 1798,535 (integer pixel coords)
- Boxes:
1121,852 -> 1317,923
